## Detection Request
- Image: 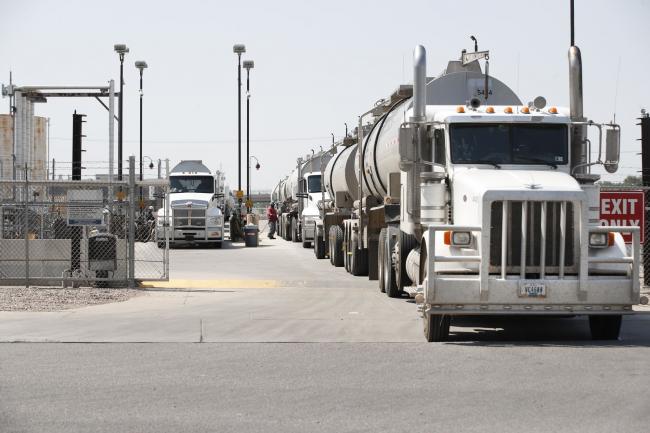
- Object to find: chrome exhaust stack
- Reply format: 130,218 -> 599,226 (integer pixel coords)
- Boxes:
569,45 -> 587,176
411,45 -> 426,122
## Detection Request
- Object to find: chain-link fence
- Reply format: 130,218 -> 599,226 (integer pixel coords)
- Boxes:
0,161 -> 169,287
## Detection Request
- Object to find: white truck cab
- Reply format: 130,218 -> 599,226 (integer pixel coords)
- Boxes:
156,160 -> 225,248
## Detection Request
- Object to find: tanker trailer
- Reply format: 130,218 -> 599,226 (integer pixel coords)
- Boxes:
317,141 -> 360,266
278,151 -> 333,247
333,42 -> 635,342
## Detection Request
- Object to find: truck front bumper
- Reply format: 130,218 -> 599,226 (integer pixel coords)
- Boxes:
421,220 -> 641,316
157,227 -> 223,244
422,275 -> 637,315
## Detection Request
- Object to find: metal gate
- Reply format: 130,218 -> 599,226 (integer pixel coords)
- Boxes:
0,162 -> 169,287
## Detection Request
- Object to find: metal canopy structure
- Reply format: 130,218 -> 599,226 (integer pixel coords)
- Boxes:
1,82 -> 118,182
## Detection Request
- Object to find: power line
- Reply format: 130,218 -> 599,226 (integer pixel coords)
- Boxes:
48,135 -> 333,144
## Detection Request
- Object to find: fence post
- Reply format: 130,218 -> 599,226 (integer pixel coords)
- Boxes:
128,156 -> 136,287
24,164 -> 28,288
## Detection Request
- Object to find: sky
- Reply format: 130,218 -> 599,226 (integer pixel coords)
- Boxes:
1,0 -> 649,191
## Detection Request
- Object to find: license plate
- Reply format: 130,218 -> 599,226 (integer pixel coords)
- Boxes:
518,281 -> 546,298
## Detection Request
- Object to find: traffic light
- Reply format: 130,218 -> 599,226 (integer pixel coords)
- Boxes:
72,111 -> 86,181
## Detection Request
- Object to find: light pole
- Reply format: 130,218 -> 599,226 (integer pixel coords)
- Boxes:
249,155 -> 260,209
233,44 -> 246,216
243,59 -> 254,213
114,44 -> 129,180
135,61 -> 148,182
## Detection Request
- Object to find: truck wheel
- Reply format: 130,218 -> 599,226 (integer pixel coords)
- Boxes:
329,225 -> 344,267
378,229 -> 387,292
589,315 -> 622,340
350,235 -> 368,276
214,242 -> 222,249
384,229 -> 399,297
424,313 -> 451,342
314,233 -> 326,259
397,230 -> 417,290
292,218 -> 300,243
285,219 -> 292,241
302,240 -> 311,248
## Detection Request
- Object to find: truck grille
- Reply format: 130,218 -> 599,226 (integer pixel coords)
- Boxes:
173,208 -> 206,228
489,201 -> 576,275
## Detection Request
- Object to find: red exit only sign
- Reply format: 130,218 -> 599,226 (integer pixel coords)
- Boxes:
599,191 -> 644,244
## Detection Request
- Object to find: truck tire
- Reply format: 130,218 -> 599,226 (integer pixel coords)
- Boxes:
397,230 -> 417,290
378,228 -> 387,292
424,313 -> 451,342
213,242 -> 222,249
329,225 -> 344,267
302,240 -> 311,248
589,315 -> 622,340
350,234 -> 368,276
292,218 -> 300,243
285,218 -> 292,241
384,229 -> 399,298
314,232 -> 326,259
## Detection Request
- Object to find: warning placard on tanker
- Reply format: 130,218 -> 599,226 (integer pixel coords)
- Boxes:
599,191 -> 644,244
67,189 -> 104,226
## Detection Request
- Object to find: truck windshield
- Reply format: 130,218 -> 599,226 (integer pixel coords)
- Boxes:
450,123 -> 568,166
307,175 -> 322,193
170,176 -> 214,193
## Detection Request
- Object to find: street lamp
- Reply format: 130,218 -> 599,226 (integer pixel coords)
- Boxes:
135,60 -> 148,182
249,155 -> 260,208
243,59 -> 254,213
233,44 -> 246,215
114,43 -> 129,180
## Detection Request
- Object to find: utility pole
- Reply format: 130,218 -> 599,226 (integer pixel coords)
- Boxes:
640,110 -> 650,286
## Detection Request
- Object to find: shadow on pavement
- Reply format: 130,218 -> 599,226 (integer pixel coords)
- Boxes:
445,315 -> 650,347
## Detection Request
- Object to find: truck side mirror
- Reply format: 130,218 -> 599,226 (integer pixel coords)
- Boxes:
604,128 -> 620,174
399,126 -> 416,170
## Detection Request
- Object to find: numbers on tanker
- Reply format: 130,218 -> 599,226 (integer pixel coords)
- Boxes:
476,89 -> 493,96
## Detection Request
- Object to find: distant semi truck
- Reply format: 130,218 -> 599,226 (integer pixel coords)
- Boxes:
156,160 -> 226,248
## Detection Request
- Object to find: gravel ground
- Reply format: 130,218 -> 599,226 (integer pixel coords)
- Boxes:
0,287 -> 144,311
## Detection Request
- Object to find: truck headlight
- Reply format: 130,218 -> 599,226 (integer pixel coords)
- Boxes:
207,215 -> 223,226
589,232 -> 614,248
444,231 -> 472,246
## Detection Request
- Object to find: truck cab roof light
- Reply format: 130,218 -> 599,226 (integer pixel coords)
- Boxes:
548,107 -> 558,114
456,106 -> 465,113
521,106 -> 530,114
486,107 -> 495,113
504,107 -> 513,114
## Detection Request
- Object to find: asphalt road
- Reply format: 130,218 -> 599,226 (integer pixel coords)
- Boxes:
1,234 -> 650,432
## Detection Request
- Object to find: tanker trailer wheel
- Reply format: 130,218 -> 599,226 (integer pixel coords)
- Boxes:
292,218 -> 301,243
329,225 -> 344,267
378,228 -> 387,292
284,218 -> 292,241
397,230 -> 417,291
424,313 -> 451,342
589,315 -> 622,340
350,233 -> 368,276
314,231 -> 326,259
384,228 -> 399,298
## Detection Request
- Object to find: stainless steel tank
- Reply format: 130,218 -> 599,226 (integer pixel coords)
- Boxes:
0,114 -> 12,180
32,116 -> 47,180
357,101 -> 409,199
323,143 -> 359,208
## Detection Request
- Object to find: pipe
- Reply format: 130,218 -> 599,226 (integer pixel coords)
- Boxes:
569,46 -> 587,174
412,45 -> 426,122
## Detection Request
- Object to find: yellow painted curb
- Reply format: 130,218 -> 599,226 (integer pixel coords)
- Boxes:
139,279 -> 282,289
